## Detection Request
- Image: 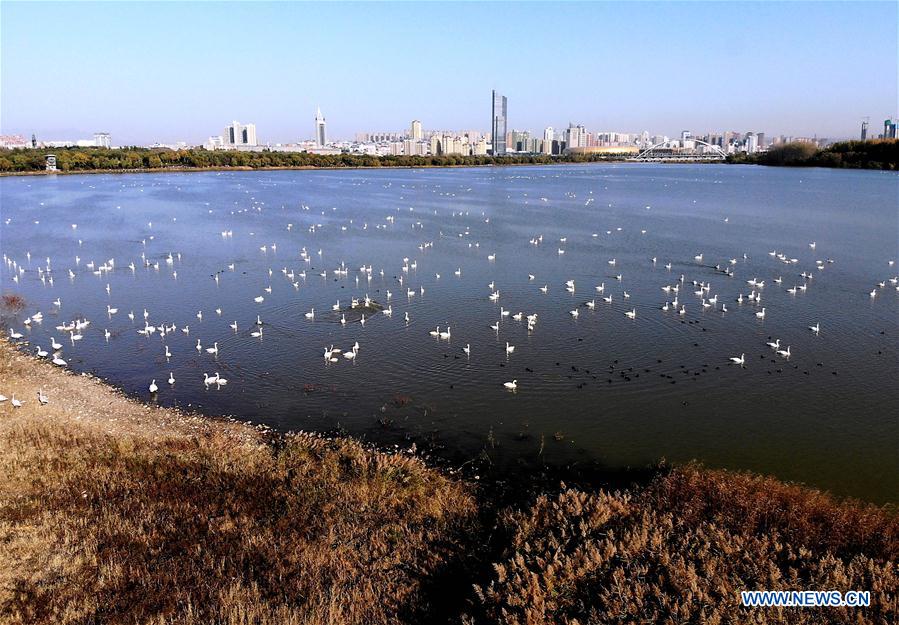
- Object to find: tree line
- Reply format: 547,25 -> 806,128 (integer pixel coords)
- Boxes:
727,139 -> 899,170
0,147 -> 630,173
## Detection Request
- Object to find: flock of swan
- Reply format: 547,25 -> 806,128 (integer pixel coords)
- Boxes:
1,174 -> 897,412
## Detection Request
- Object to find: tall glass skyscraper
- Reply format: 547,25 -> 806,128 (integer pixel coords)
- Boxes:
491,90 -> 507,155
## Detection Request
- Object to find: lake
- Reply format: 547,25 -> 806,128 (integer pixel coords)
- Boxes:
1,164 -> 897,502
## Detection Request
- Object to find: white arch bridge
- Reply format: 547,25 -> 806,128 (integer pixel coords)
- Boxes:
629,139 -> 727,161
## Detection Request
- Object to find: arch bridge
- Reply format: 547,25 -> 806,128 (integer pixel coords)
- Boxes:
630,139 -> 727,161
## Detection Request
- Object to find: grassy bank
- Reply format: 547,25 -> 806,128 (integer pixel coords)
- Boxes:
1,340 -> 896,624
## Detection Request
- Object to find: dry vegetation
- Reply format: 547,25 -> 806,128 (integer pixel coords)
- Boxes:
0,342 -> 477,624
1,340 -> 896,625
468,468 -> 898,625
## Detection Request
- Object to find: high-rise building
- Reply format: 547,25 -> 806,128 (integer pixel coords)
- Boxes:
566,124 -> 586,149
861,121 -> 868,141
884,118 -> 897,139
223,121 -> 257,147
543,127 -> 554,154
94,133 -> 111,148
411,120 -> 422,141
491,90 -> 507,155
315,107 -> 327,146
745,133 -> 758,153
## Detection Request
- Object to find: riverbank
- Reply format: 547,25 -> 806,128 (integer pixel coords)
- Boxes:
1,340 -> 896,624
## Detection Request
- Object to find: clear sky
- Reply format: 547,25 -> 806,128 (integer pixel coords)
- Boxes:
2,1 -> 896,145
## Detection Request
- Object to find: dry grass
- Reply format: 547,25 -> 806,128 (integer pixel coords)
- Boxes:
468,467 -> 898,625
1,340 -> 897,625
0,342 -> 478,624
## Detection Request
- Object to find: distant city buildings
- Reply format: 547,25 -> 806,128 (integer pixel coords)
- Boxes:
223,121 -> 257,147
19,132 -> 115,149
490,90 -> 507,155
315,107 -> 327,147
0,135 -> 30,148
884,118 -> 897,140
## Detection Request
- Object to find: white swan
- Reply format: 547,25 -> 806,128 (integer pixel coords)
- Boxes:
755,308 -> 766,319
305,308 -> 315,319
148,379 -> 158,394
35,346 -> 48,358
505,342 -> 515,354
168,372 -> 175,385
206,342 -> 218,355
625,308 -> 636,319
766,338 -> 780,350
503,380 -> 517,390
808,322 -> 820,334
439,326 -> 451,339
430,326 -> 441,337
777,345 -> 791,358
463,344 -> 470,356
729,353 -> 745,365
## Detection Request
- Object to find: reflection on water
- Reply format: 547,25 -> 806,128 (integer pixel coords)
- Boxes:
1,164 -> 897,502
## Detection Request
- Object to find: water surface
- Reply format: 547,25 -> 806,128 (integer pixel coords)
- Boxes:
2,164 -> 897,502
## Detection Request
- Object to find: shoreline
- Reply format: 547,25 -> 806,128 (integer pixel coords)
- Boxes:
0,158 -> 751,179
2,338 -> 897,624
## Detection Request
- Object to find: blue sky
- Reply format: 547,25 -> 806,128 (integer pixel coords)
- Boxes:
2,1 -> 896,144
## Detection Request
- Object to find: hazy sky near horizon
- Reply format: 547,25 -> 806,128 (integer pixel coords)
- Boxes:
2,1 -> 896,145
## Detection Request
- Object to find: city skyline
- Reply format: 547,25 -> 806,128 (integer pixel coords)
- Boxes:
2,2 -> 897,144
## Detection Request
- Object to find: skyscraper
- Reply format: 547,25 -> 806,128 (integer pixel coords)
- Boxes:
543,127 -> 554,154
223,121 -> 257,147
411,120 -> 422,141
491,90 -> 507,155
861,120 -> 868,141
884,118 -> 897,140
315,107 -> 327,146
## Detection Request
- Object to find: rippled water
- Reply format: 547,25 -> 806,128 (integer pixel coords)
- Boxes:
2,164 -> 897,502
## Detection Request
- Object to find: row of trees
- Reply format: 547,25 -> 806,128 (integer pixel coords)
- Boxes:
0,147 -> 628,173
727,139 -> 899,170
